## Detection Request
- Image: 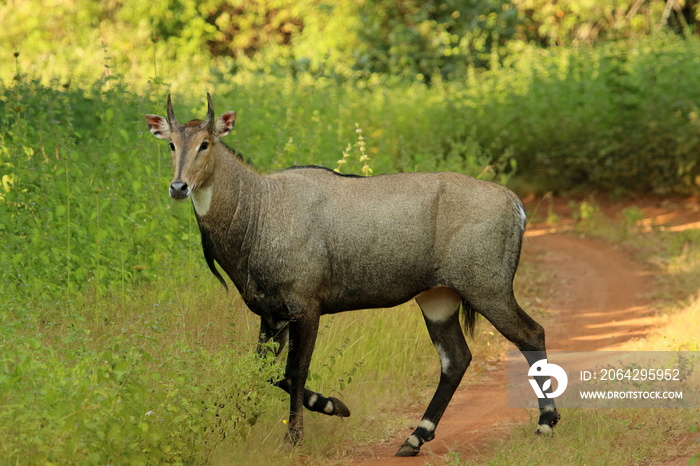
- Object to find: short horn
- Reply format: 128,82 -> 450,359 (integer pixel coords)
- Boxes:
203,92 -> 215,130
166,94 -> 180,128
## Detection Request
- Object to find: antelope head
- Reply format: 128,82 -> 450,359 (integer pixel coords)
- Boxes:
145,93 -> 236,200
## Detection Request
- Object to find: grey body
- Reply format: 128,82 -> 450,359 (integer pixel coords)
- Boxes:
204,167 -> 523,318
145,94 -> 559,457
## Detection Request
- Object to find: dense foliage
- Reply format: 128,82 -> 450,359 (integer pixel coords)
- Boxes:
0,319 -> 280,464
1,1 -> 700,463
2,0 -> 699,83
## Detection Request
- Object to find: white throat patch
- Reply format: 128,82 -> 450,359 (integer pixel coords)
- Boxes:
192,185 -> 213,216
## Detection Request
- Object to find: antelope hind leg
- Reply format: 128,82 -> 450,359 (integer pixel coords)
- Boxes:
467,292 -> 561,435
396,290 -> 470,456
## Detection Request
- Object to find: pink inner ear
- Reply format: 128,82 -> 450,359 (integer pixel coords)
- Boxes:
145,115 -> 164,128
215,112 -> 236,137
145,115 -> 170,138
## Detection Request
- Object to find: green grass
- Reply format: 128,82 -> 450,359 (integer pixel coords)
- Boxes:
0,264 -> 528,464
0,180 -> 548,464
2,33 -> 700,464
458,408 -> 697,466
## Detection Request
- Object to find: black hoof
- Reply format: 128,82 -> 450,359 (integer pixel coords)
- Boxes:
536,409 -> 560,435
329,397 -> 351,417
395,443 -> 420,457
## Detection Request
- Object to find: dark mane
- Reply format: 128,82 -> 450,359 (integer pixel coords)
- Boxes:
221,140 -> 252,166
284,165 -> 365,178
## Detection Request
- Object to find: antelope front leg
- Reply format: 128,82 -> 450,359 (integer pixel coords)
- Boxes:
284,308 -> 321,445
259,316 -> 351,419
256,316 -> 289,359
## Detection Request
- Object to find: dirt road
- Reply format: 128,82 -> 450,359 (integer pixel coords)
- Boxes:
348,226 -> 656,465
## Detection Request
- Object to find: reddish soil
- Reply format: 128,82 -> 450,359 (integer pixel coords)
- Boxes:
344,197 -> 699,465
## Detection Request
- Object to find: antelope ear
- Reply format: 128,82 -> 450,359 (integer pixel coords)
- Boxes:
145,114 -> 171,140
214,111 -> 236,138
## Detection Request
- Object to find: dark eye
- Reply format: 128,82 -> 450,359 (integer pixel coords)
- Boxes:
169,142 -> 175,151
199,141 -> 209,151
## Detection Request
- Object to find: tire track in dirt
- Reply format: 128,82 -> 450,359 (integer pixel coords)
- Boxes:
345,230 -> 654,465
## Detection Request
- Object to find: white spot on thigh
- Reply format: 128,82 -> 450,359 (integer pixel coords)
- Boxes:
192,185 -> 213,216
308,394 -> 318,407
415,287 -> 461,323
418,419 -> 436,432
407,434 -> 420,447
435,344 -> 451,373
323,400 -> 334,414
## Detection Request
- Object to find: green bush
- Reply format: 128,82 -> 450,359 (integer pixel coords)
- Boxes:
0,313 -> 280,464
0,76 -> 192,302
511,0 -> 673,46
466,37 -> 700,194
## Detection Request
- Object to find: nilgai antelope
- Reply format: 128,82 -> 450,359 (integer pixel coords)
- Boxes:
145,94 -> 559,457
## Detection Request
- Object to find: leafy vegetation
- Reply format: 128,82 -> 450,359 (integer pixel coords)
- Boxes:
2,0 -> 694,83
1,0 -> 700,463
0,318 -> 281,464
3,38 -> 700,307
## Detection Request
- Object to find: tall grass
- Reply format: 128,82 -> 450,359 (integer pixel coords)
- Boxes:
2,35 -> 700,463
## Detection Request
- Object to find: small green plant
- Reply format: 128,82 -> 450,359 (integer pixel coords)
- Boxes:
621,205 -> 645,238
690,423 -> 699,465
335,143 -> 352,173
308,335 -> 366,394
334,123 -> 374,176
542,192 -> 558,224
569,199 -> 604,234
445,451 -> 465,465
356,124 -> 373,177
577,200 -> 596,222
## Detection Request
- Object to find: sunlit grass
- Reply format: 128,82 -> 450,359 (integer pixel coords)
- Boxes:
460,408 -> 697,466
27,244 -> 542,464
